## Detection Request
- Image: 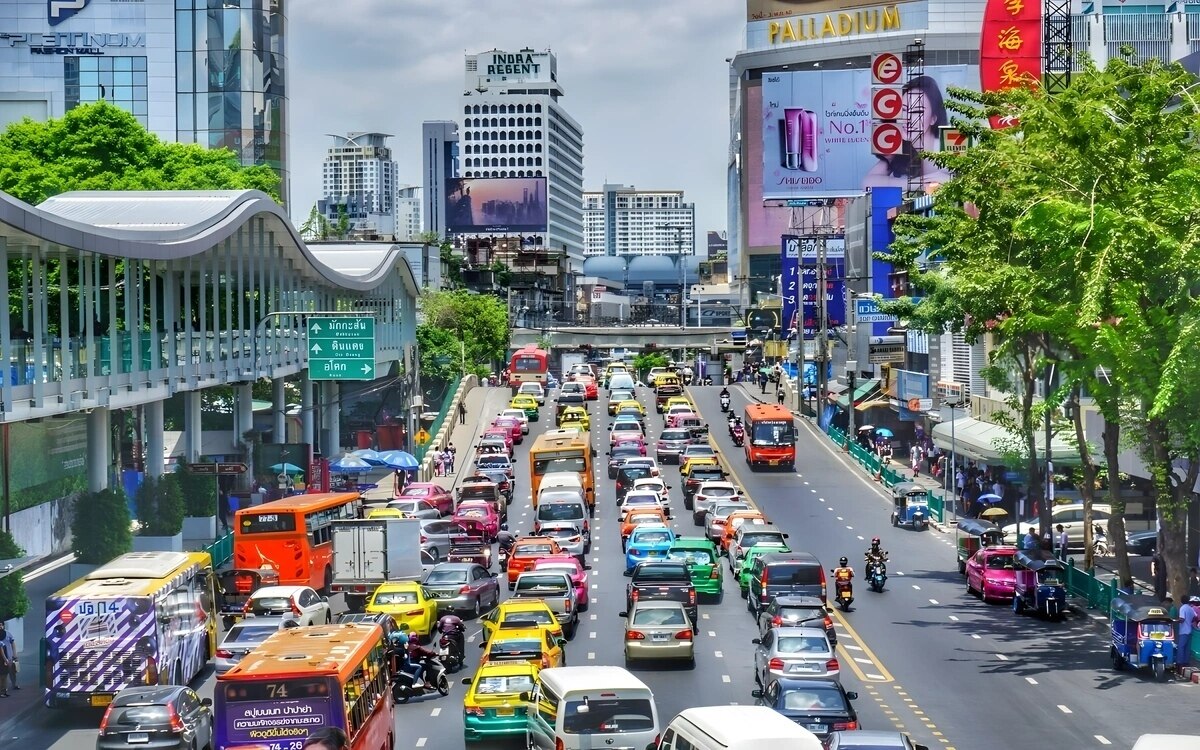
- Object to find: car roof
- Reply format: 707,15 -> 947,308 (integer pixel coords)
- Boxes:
475,661 -> 538,677
251,585 -> 306,597
632,599 -> 687,610
773,676 -> 848,689
760,551 -> 819,564
428,562 -> 476,572
768,626 -> 828,639
828,731 -> 912,747
498,599 -> 554,612
376,580 -> 422,591
773,595 -> 826,607
113,685 -> 189,705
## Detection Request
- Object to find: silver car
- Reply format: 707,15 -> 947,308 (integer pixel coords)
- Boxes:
386,499 -> 441,519
753,626 -> 840,685
422,562 -> 500,617
655,428 -> 693,464
692,482 -> 743,524
704,500 -> 751,542
538,520 -> 588,559
214,617 -> 294,674
620,600 -> 695,667
512,570 -> 579,639
418,519 -> 471,563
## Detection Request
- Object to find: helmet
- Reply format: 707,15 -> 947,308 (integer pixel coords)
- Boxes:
391,631 -> 410,648
438,614 -> 464,633
871,536 -> 881,546
839,557 -> 848,567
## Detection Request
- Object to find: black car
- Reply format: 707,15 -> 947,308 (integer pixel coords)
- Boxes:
615,466 -> 655,502
753,677 -> 859,741
608,445 -> 644,479
97,685 -> 212,750
758,595 -> 837,645
1126,530 -> 1157,556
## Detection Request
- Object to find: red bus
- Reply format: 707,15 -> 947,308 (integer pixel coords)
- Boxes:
509,344 -> 549,389
743,403 -> 797,470
233,492 -> 363,594
215,623 -> 393,750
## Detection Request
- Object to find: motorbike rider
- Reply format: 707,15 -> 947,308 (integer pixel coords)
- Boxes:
833,556 -> 854,596
437,614 -> 466,664
864,537 -> 889,578
389,631 -> 425,687
720,387 -> 731,411
406,632 -> 440,687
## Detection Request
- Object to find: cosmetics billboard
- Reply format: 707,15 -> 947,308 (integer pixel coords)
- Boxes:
445,177 -> 548,233
762,65 -> 979,199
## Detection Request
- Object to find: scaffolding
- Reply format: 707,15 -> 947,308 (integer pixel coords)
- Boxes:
1044,0 -> 1072,94
903,40 -> 927,197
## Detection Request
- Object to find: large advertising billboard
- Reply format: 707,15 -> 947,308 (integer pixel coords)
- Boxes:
762,65 -> 979,199
446,177 -> 548,234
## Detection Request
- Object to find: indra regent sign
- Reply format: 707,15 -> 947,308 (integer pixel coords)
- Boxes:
487,52 -> 542,76
307,317 -> 376,381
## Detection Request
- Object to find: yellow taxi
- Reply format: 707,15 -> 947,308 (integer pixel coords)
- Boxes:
480,624 -> 565,669
462,661 -> 540,742
509,394 -> 540,421
680,455 -> 721,475
366,507 -> 405,519
365,581 -> 437,639
480,599 -> 563,640
664,395 -> 694,412
559,405 -> 590,431
616,399 -> 645,416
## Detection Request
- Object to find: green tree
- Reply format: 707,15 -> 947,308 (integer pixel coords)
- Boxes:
632,351 -> 669,383
417,290 -> 510,382
299,203 -> 331,241
175,465 -> 218,518
0,530 -> 29,622
134,474 -> 186,537
334,205 -> 351,239
72,488 -> 133,565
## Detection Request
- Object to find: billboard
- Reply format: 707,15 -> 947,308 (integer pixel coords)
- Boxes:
747,0 -> 911,21
445,177 -> 547,233
762,65 -> 979,199
798,236 -> 845,339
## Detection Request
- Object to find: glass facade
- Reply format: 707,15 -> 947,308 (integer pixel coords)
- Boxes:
175,0 -> 288,200
64,57 -> 150,127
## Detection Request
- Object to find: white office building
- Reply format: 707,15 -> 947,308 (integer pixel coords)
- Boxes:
459,48 -> 585,259
396,185 -> 422,241
584,185 -> 695,257
319,132 -> 397,239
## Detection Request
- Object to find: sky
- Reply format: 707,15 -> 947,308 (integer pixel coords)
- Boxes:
287,0 -> 745,248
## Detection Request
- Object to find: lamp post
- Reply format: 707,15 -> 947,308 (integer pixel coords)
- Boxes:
659,224 -> 690,329
942,400 -> 965,523
844,361 -> 858,451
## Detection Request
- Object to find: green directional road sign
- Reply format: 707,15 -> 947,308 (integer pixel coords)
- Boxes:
307,316 -> 376,380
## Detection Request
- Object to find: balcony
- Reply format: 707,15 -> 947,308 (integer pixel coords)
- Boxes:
509,272 -> 563,293
461,268 -> 499,292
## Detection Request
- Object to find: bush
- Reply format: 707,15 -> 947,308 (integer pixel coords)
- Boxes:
0,530 -> 29,622
134,475 -> 185,536
72,488 -> 132,565
175,466 -> 218,518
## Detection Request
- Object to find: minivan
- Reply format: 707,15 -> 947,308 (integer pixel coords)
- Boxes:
537,472 -> 586,507
535,497 -> 591,552
747,551 -> 827,616
655,705 -> 822,750
525,666 -> 659,750
609,373 -> 637,391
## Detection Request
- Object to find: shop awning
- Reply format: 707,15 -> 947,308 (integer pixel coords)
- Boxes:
931,416 -> 1083,465
834,379 -> 882,410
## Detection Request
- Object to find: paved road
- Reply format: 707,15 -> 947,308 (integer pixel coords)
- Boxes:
15,382 -> 1195,748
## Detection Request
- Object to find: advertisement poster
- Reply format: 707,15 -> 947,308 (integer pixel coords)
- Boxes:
224,698 -> 330,745
762,65 -> 978,199
446,177 -> 548,233
800,236 -> 845,339
781,236 -> 801,336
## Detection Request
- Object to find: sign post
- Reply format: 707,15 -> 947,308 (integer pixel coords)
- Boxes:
307,317 -> 376,381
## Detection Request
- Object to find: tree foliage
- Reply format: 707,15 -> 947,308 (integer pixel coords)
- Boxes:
0,101 -> 280,205
72,488 -> 133,565
175,465 -> 219,518
417,290 -> 509,382
134,474 -> 186,536
0,530 -> 29,621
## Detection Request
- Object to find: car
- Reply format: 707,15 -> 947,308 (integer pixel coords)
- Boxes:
666,411 -> 703,430
739,544 -> 795,599
655,428 -> 694,464
481,598 -> 563,641
499,408 -> 531,434
826,730 -> 929,749
507,536 -> 564,589
625,524 -> 677,573
616,465 -> 657,501
748,552 -> 830,616
681,445 -> 719,468
493,416 -> 524,443
461,661 -> 540,742
537,520 -> 589,562
620,600 -> 696,667
720,511 -> 771,554
608,443 -> 645,478
459,474 -> 508,517
663,396 -> 693,412
367,507 -> 406,519
385,498 -> 442,519
518,382 -> 546,405
607,388 -> 635,415
478,435 -> 513,459
631,477 -> 670,501
532,554 -> 590,610
1126,529 -> 1158,556
730,526 -> 790,575
509,394 -> 540,420
646,367 -> 669,386
619,490 -> 670,519
610,421 -> 646,444
365,580 -> 438,638
422,562 -> 501,618
621,456 -> 660,475
621,508 -> 669,547
482,427 -> 515,454
512,569 -> 579,638
692,480 -> 743,520
754,626 -> 840,685
753,677 -> 860,742
965,545 -> 1019,602
480,625 -> 566,669
616,406 -> 647,424
559,405 -> 591,431
758,596 -> 837,646
683,463 -> 728,505
418,518 -> 473,563
534,495 -> 590,550
477,469 -> 514,503
612,438 -> 648,457
454,500 -> 502,541
214,617 -> 295,674
617,399 -> 646,416
475,453 -> 514,479
1001,503 -> 1113,545
245,585 -> 331,626
667,537 -> 723,602
575,375 -> 599,400
398,482 -> 455,516
97,685 -> 212,750
704,500 -> 752,542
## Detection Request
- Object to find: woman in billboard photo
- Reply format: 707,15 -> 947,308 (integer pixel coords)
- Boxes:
861,75 -> 953,191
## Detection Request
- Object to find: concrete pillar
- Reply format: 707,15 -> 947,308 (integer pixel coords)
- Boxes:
301,372 -> 314,448
184,391 -> 202,462
87,407 -> 111,492
272,377 -> 286,444
144,400 -> 165,478
321,381 -> 340,458
235,382 -> 253,442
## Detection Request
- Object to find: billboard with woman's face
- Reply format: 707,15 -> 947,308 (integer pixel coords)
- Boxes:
762,65 -> 979,199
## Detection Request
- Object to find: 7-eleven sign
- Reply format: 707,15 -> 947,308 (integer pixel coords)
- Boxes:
939,126 -> 972,152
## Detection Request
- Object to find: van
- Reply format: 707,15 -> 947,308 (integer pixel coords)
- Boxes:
525,666 -> 659,750
609,373 -> 636,391
657,705 -> 822,750
535,496 -> 591,551
747,551 -> 828,617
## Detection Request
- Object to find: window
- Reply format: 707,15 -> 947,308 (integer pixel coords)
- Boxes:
65,56 -> 149,126
536,685 -> 560,726
463,106 -> 470,114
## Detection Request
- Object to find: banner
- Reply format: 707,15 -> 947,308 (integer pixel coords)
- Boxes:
781,236 -> 801,337
980,0 -> 1042,129
799,236 -> 846,339
762,65 -> 978,199
445,177 -> 548,233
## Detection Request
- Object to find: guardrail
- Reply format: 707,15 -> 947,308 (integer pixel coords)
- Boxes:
418,376 -> 462,461
204,532 -> 233,567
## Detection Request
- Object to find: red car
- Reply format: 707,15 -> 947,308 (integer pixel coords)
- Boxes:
399,482 -> 454,516
532,555 -> 589,611
453,500 -> 500,541
575,376 -> 599,400
482,428 -> 514,456
612,437 -> 647,456
492,416 -> 523,444
966,545 -> 1019,603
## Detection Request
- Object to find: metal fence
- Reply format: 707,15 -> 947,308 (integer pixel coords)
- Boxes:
204,532 -> 233,567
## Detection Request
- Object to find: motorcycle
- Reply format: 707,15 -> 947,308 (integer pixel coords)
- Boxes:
720,394 -> 731,412
703,376 -> 713,386
732,425 -> 745,448
392,654 -> 450,703
867,560 -> 887,593
1093,524 -> 1110,556
727,418 -> 739,438
438,630 -> 466,672
833,577 -> 854,612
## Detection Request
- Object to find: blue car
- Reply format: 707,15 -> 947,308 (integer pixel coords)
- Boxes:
625,525 -> 676,573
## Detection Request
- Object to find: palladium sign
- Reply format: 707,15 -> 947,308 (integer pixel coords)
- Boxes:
0,32 -> 146,55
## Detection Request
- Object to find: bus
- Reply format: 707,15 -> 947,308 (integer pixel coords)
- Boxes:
233,492 -> 363,594
529,431 -> 594,511
44,551 -> 217,709
509,344 -> 550,390
215,623 -> 393,750
743,403 -> 797,470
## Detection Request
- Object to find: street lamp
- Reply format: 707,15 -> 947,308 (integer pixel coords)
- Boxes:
943,399 -> 966,522
659,224 -> 690,329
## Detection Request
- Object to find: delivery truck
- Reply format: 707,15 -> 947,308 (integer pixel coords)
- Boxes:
331,517 -> 423,611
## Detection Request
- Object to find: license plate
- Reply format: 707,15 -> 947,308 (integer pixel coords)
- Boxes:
90,694 -> 114,708
769,460 -> 780,466
790,663 -> 818,672
806,724 -> 825,733
496,707 -> 515,717
126,733 -> 150,744
652,633 -> 670,641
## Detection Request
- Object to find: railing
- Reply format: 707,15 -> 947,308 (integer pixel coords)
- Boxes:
1064,559 -> 1123,611
418,376 -> 462,460
204,531 -> 233,568
827,425 -> 946,523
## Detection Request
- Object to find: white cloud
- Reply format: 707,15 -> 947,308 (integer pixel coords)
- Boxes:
287,0 -> 744,245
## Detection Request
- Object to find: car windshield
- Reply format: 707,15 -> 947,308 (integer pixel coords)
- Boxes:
987,554 -> 1016,570
704,486 -> 737,497
632,607 -> 688,626
478,457 -> 509,469
633,564 -> 688,580
517,543 -> 555,556
660,430 -> 690,441
692,470 -> 724,481
539,504 -> 584,521
424,570 -> 468,584
740,532 -> 785,547
373,591 -> 418,605
780,687 -> 846,711
619,469 -> 652,482
685,446 -> 715,456
632,530 -> 672,544
624,493 -> 658,505
534,457 -> 587,474
224,624 -> 280,643
714,504 -> 749,518
456,508 -> 488,518
516,575 -> 569,592
777,635 -> 829,654
489,639 -> 541,657
766,564 -> 820,585
778,606 -> 824,624
611,391 -> 633,401
613,423 -> 640,432
562,698 -> 656,735
403,487 -> 432,496
475,675 -> 536,695
668,549 -> 713,565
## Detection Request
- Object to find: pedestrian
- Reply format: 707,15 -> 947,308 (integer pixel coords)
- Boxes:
955,468 -> 966,501
433,450 -> 444,477
446,443 -> 456,474
1022,527 -> 1038,551
302,727 -> 349,750
910,444 -> 922,476
458,400 -> 467,425
1176,596 -> 1198,672
759,371 -> 768,394
1189,567 -> 1200,598
1151,552 -> 1167,601
1055,524 -> 1068,561
0,623 -> 14,696
218,490 -> 232,533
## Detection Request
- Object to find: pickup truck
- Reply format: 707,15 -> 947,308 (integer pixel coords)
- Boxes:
625,561 -> 698,624
512,570 -> 579,639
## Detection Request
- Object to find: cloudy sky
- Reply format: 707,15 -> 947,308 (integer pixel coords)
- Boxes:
287,0 -> 745,244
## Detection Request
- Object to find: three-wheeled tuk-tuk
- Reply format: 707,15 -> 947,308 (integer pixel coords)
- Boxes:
956,518 -> 1007,574
1012,549 -> 1067,620
890,482 -> 930,530
1110,594 -> 1176,680
215,568 -> 280,629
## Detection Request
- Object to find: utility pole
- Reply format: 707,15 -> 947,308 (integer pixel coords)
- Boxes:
660,224 -> 689,329
815,234 -> 829,422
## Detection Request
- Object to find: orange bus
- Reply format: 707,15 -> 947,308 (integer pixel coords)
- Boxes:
233,492 -> 363,594
509,344 -> 549,389
529,430 -> 595,511
743,403 -> 797,470
215,623 -> 393,750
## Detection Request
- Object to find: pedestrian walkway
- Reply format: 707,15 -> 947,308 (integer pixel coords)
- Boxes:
0,556 -> 74,735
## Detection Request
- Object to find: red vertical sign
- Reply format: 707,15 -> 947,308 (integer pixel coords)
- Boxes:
980,0 -> 1043,128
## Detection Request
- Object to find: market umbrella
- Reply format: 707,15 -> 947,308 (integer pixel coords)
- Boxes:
977,493 -> 1004,504
269,462 -> 304,475
874,428 -> 894,438
328,453 -> 374,473
857,425 -> 875,432
377,450 -> 420,470
979,507 -> 1009,520
351,448 -> 384,465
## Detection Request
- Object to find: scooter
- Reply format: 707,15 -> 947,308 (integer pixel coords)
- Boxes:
703,376 -> 714,386
392,654 -> 450,703
727,418 -> 740,438
720,393 -> 731,412
1093,524 -> 1110,556
438,630 -> 466,672
834,577 -> 854,611
867,561 -> 887,593
732,425 -> 745,448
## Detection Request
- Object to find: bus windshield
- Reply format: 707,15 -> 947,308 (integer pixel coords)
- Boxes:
513,355 -> 545,372
534,456 -> 586,475
751,421 -> 795,446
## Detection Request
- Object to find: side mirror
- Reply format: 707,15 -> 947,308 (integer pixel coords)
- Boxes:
520,691 -> 532,702
623,569 -> 632,577
782,534 -> 789,539
750,689 -> 763,699
201,697 -> 213,707
751,638 -> 762,644
847,691 -> 858,700
461,677 -> 473,685
479,642 -> 487,649
618,611 -> 628,618
321,595 -> 329,602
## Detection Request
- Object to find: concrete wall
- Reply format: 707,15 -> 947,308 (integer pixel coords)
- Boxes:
8,493 -> 75,558
418,375 -> 478,482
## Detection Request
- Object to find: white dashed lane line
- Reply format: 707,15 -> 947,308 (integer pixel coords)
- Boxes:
995,654 -> 1009,661
1025,677 -> 1038,685
430,708 -> 441,717
912,585 -> 921,590
722,675 -> 731,683
1095,736 -> 1111,745
714,650 -> 724,658
1058,705 -> 1073,714
948,616 -> 959,622
928,599 -> 939,605
415,739 -> 427,748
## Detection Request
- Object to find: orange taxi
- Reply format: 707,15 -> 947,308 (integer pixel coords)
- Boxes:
719,510 -> 769,553
620,508 -> 669,548
506,536 -> 563,589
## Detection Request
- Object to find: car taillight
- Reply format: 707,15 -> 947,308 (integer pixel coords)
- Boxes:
465,706 -> 485,716
760,570 -> 769,589
824,615 -> 834,630
420,534 -> 428,543
215,649 -> 232,659
631,589 -> 640,601
768,657 -> 785,670
564,598 -> 572,610
626,630 -> 645,640
772,616 -> 783,626
820,567 -> 828,602
556,738 -> 566,750
826,658 -> 840,671
99,704 -> 115,733
832,721 -> 858,731
541,655 -> 551,668
709,567 -> 720,579
674,629 -> 693,640
405,608 -> 426,616
167,702 -> 185,733
688,590 -> 696,605
460,586 -> 473,594
291,600 -> 303,618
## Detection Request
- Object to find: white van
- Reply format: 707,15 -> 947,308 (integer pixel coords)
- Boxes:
539,471 -> 585,500
526,666 -> 659,750
1133,736 -> 1200,750
656,705 -> 822,750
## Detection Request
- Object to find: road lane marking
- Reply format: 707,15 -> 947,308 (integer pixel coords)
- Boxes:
971,634 -> 981,639
702,613 -> 710,620
1058,705 -> 1072,714
912,585 -> 921,590
714,650 -> 724,658
721,675 -> 731,683
857,535 -> 865,540
854,657 -> 873,664
846,526 -> 854,530
1026,677 -> 1038,684
929,599 -> 939,605
589,631 -> 596,639
430,708 -> 441,717
708,631 -> 716,637
829,608 -> 895,683
948,616 -> 959,621
591,583 -> 599,589
416,739 -> 427,748
588,652 -> 595,660
844,644 -> 863,651
995,654 -> 1009,661
837,516 -> 844,521
1095,736 -> 1111,745
590,614 -> 596,620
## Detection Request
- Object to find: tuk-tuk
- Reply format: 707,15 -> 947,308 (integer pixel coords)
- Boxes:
890,482 -> 930,530
1110,594 -> 1175,680
956,518 -> 1006,574
1012,549 -> 1067,620
216,568 -> 280,629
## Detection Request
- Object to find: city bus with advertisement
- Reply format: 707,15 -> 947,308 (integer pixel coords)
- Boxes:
529,431 -> 595,511
44,551 -> 217,709
233,492 -> 364,594
215,623 -> 393,750
509,344 -> 549,390
743,403 -> 797,470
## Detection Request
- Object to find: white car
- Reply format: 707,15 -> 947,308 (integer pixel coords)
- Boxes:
646,367 -> 668,386
499,408 -> 530,434
245,585 -> 332,626
518,382 -> 546,405
631,477 -> 670,499
729,527 -> 789,574
692,481 -> 743,523
1002,503 -> 1113,548
619,490 -> 670,519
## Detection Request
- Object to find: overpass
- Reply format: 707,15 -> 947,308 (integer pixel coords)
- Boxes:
511,325 -> 740,351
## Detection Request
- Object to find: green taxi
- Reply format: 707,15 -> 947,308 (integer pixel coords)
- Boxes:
509,394 -> 540,421
462,661 -> 539,742
737,543 -> 793,597
667,537 -> 723,602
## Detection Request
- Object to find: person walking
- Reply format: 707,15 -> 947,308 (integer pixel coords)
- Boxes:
1176,596 -> 1198,672
1055,524 -> 1069,561
433,449 -> 444,477
758,371 -> 768,394
446,443 -> 456,474
458,400 -> 467,425
0,623 -> 15,695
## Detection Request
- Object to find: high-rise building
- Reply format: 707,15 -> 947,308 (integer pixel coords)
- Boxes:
0,0 -> 290,203
583,185 -> 695,258
459,48 -> 584,259
318,132 -> 397,239
396,186 -> 422,241
421,121 -> 460,239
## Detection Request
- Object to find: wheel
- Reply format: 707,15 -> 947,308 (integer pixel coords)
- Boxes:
1153,659 -> 1167,681
429,547 -> 441,564
580,596 -> 590,612
685,656 -> 696,669
747,596 -> 755,613
322,566 -> 334,597
437,673 -> 451,696
1111,647 -> 1126,671
471,598 -> 481,619
966,575 -> 976,597
565,618 -> 578,640
891,514 -> 899,527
